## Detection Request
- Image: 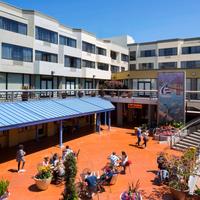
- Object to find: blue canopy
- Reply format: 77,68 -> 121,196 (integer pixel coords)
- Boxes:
0,97 -> 114,131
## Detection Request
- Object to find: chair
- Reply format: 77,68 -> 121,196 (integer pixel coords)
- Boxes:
109,174 -> 118,185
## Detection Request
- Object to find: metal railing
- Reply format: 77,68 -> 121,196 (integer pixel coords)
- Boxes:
0,88 -> 199,102
170,117 -> 200,148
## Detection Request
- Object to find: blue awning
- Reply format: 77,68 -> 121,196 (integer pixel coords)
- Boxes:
0,97 -> 114,131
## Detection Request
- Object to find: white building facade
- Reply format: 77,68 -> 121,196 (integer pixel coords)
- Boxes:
0,2 -> 130,91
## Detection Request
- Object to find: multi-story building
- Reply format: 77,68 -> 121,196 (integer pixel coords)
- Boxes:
111,37 -> 200,126
113,37 -> 200,95
0,2 -> 131,91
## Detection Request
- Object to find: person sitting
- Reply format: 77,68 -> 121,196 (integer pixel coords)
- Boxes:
62,145 -> 73,160
120,151 -> 128,174
157,169 -> 169,184
42,156 -> 50,167
50,153 -> 59,167
85,171 -> 98,197
53,157 -> 65,184
108,152 -> 120,167
99,167 -> 114,185
157,152 -> 167,170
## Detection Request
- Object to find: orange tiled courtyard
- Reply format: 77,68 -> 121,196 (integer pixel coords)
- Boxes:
0,126 -> 180,200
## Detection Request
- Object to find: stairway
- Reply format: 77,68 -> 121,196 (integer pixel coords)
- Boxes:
173,129 -> 200,151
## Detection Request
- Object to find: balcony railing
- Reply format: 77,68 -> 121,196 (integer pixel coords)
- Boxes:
0,89 -> 199,103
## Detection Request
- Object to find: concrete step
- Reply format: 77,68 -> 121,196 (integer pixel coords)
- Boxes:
178,139 -> 199,145
174,143 -> 197,150
192,131 -> 200,136
182,137 -> 200,143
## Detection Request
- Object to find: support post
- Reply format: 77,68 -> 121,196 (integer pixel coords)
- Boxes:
35,125 -> 39,142
108,111 -> 111,131
104,112 -> 107,126
96,113 -> 101,133
59,120 -> 63,148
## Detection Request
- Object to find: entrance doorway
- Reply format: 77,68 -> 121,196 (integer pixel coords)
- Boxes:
138,81 -> 151,97
41,77 -> 53,97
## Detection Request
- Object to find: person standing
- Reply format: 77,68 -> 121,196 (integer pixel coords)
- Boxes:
142,131 -> 149,148
16,144 -> 26,173
120,151 -> 128,174
136,127 -> 142,146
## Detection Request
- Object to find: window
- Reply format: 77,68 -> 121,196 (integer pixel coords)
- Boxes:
159,48 -> 177,56
159,62 -> 177,69
111,65 -> 120,73
0,16 -> 27,35
121,67 -> 125,71
59,35 -> 76,48
35,26 -> 58,44
121,54 -> 129,62
110,51 -> 117,60
65,55 -> 81,68
181,61 -> 200,69
96,47 -> 106,56
140,50 -> 156,57
35,50 -> 58,63
182,46 -> 200,54
82,60 -> 95,68
97,62 -> 109,71
2,43 -> 32,62
129,51 -> 136,61
82,41 -> 95,53
139,63 -> 154,70
129,64 -> 136,71
66,78 -> 76,95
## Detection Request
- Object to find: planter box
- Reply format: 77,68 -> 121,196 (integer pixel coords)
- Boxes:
21,92 -> 28,101
170,188 -> 188,200
154,135 -> 171,143
34,176 -> 52,190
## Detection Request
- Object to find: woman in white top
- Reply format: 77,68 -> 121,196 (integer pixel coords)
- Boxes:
120,151 -> 128,174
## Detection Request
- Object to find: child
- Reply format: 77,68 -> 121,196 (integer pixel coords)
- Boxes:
16,144 -> 26,173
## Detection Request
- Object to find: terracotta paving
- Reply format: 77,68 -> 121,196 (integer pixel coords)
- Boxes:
0,127 -> 181,200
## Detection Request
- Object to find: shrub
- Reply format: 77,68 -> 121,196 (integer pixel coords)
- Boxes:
0,178 -> 9,197
63,153 -> 78,200
36,165 -> 52,179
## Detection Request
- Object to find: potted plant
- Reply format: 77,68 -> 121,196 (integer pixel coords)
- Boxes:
120,180 -> 142,200
62,153 -> 78,200
193,186 -> 200,200
61,92 -> 67,99
34,165 -> 53,191
78,91 -> 83,98
128,92 -> 133,98
0,179 -> 9,200
91,92 -> 96,97
21,86 -> 29,101
168,147 -> 197,200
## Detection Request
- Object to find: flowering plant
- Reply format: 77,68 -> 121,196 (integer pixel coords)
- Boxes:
36,165 -> 52,179
120,180 -> 142,200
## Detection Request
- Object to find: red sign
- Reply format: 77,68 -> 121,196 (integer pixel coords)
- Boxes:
128,104 -> 143,109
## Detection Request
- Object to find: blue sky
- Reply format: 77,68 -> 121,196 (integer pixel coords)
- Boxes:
2,0 -> 200,42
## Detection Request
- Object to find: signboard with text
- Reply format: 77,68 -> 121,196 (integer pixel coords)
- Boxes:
128,103 -> 143,109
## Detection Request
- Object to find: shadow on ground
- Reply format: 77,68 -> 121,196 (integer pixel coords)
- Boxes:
0,125 -> 95,164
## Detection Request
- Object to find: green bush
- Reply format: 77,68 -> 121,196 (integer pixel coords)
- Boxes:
0,179 -> 9,197
63,153 -> 78,200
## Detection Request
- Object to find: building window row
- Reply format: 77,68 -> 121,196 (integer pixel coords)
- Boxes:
82,41 -> 96,54
2,43 -> 32,62
96,47 -> 107,56
159,62 -> 177,69
140,49 -> 156,57
59,35 -> 76,48
35,26 -> 58,44
97,62 -> 109,71
64,55 -> 81,68
181,60 -> 200,69
182,46 -> 200,54
111,65 -> 120,73
121,54 -> 129,62
35,50 -> 58,63
139,63 -> 154,70
0,16 -> 27,35
82,59 -> 95,68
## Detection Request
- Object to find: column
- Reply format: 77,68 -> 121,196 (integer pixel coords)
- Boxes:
59,120 -> 63,148
148,104 -> 151,127
108,111 -> 111,131
96,113 -> 101,133
104,112 -> 107,126
117,103 -> 123,126
35,125 -> 39,142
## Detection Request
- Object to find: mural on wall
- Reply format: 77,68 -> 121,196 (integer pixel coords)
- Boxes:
158,72 -> 185,124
